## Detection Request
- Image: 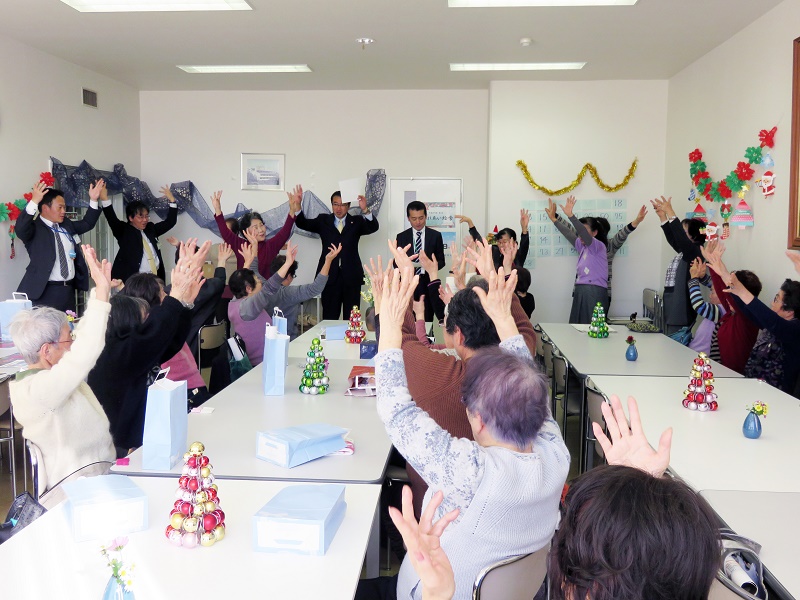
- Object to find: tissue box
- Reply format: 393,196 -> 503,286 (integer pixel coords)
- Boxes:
253,484 -> 347,555
62,475 -> 148,542
324,324 -> 347,341
0,296 -> 32,342
256,423 -> 347,468
359,340 -> 378,359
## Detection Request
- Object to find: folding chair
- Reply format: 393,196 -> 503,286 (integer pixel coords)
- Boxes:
583,384 -> 609,472
552,353 -> 582,442
473,544 -> 550,600
198,322 -> 228,388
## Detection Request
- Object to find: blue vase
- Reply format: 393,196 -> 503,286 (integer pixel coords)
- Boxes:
625,344 -> 638,361
742,412 -> 762,439
102,577 -> 134,600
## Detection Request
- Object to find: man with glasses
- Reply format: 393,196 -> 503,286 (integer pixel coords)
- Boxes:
294,189 -> 379,319
101,184 -> 178,284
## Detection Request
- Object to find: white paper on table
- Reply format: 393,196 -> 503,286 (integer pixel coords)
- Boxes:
338,177 -> 364,205
571,324 -> 618,334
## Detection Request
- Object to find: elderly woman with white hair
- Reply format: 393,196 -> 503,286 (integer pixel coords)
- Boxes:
9,245 -> 116,503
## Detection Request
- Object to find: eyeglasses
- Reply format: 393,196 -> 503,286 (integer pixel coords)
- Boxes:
52,331 -> 76,346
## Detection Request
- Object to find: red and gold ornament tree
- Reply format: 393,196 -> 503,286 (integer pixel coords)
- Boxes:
165,442 -> 226,549
681,353 -> 718,412
344,306 -> 366,344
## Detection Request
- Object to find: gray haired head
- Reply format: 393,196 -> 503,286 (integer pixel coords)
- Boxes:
9,307 -> 69,364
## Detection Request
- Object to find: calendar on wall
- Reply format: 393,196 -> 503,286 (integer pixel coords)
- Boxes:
520,198 -> 629,269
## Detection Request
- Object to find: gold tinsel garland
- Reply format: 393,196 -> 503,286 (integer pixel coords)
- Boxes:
516,159 -> 638,196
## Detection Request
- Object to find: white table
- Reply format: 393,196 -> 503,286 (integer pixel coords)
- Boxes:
112,359 -> 390,483
589,376 -> 800,494
291,319 -> 376,361
538,323 -> 743,379
0,478 -> 381,600
701,490 -> 799,600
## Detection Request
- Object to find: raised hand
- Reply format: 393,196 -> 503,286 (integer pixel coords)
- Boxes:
593,395 -> 671,478
659,196 -> 676,219
438,283 -> 454,306
544,199 -> 557,222
500,238 -> 518,272
700,239 -> 730,284
287,184 -> 303,216
211,191 -> 223,216
165,236 -> 179,247
787,250 -> 800,275
559,195 -> 577,218
169,255 -> 205,305
418,249 -> 438,275
325,242 -> 343,261
363,255 -> 391,313
471,265 -> 518,341
688,257 -> 706,280
89,179 -> 106,202
358,194 -> 368,212
519,208 -> 531,233
632,205 -> 648,227
388,240 -> 417,271
454,214 -> 474,228
649,197 -> 667,221
413,295 -> 426,321
179,238 -> 212,271
388,487 -> 458,600
82,244 -> 112,302
238,242 -> 257,269
725,271 -> 755,303
159,185 -> 176,203
30,181 -> 47,204
464,238 -> 494,276
378,267 -> 419,350
244,226 -> 260,248
284,240 -> 298,268
217,243 -> 233,266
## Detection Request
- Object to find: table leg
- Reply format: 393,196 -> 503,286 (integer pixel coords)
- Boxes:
365,498 -> 380,578
578,376 -> 587,474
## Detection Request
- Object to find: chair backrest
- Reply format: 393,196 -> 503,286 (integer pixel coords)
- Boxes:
534,332 -> 545,364
473,545 -> 550,600
26,438 -> 45,502
585,385 -> 608,459
643,288 -> 658,318
543,341 -> 554,379
552,353 -> 568,395
198,323 -> 228,386
708,576 -> 751,600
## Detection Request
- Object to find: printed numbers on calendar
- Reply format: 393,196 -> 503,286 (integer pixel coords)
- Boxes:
613,212 -> 625,221
569,247 -> 578,256
617,246 -> 628,256
538,236 -> 551,246
538,224 -> 550,234
554,247 -> 565,257
538,247 -> 551,257
614,199 -> 624,207
599,212 -> 610,219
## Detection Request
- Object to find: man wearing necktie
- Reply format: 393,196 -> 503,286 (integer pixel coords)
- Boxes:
15,180 -> 104,312
395,201 -> 446,322
294,188 -> 379,319
102,184 -> 178,284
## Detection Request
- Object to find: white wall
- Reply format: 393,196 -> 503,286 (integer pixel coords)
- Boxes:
138,89 -> 489,288
665,0 -> 800,299
0,34 -> 141,300
487,80 -> 669,322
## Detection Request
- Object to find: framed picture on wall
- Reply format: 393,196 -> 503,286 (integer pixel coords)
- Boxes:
241,153 -> 285,191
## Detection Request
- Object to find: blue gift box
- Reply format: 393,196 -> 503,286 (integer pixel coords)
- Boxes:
62,475 -> 148,542
324,324 -> 347,340
256,423 -> 347,468
252,484 -> 347,555
359,340 -> 378,359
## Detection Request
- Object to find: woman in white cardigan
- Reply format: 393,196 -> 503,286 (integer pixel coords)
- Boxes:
9,245 -> 116,505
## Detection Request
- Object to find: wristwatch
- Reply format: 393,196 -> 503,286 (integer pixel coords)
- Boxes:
181,300 -> 194,310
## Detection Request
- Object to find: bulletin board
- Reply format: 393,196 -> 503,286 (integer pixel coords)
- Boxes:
387,178 -> 463,263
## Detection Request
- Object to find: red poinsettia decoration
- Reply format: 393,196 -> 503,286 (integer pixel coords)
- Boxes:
39,171 -> 55,187
23,192 -> 32,202
759,127 -> 777,148
5,202 -> 21,221
734,161 -> 755,181
692,170 -> 710,186
689,149 -> 703,163
718,180 -> 732,199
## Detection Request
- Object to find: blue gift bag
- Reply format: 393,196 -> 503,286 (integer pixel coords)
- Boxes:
273,307 -> 288,336
0,293 -> 32,342
256,423 -> 347,468
142,369 -> 188,470
263,325 -> 289,395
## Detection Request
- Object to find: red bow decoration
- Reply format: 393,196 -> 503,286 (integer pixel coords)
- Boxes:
758,127 -> 777,148
39,171 -> 55,187
734,162 -> 755,181
5,202 -> 20,221
689,149 -> 703,163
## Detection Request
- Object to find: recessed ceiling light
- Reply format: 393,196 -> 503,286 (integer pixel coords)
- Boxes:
448,0 -> 636,6
59,0 -> 251,12
356,38 -> 375,45
450,62 -> 585,71
177,65 -> 312,73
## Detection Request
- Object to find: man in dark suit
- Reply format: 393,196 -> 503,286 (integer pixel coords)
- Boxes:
396,200 -> 446,322
101,184 -> 178,283
16,180 -> 104,312
294,188 -> 379,319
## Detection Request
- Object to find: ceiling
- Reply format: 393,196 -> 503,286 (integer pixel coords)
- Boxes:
0,0 -> 784,91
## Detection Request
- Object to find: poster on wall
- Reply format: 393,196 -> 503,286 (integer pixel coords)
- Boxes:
389,178 -> 463,264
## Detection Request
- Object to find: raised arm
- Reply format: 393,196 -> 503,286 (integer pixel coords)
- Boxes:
688,259 -> 722,322
152,185 -> 179,237
212,191 -> 244,251
15,181 -> 46,243
560,196 -> 594,247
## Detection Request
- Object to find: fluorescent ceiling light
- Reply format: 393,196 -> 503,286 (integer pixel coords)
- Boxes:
60,0 -> 251,12
177,65 -> 312,73
450,62 -> 585,71
449,0 -> 636,6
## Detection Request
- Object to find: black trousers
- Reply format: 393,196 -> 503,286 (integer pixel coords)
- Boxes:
321,277 -> 362,320
32,282 -> 76,313
414,273 -> 445,323
354,575 -> 398,600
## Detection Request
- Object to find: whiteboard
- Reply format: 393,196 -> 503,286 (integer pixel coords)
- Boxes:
387,178 -> 463,263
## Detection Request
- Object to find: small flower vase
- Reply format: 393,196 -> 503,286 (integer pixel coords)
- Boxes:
742,412 -> 762,439
102,577 -> 134,600
625,344 -> 638,361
